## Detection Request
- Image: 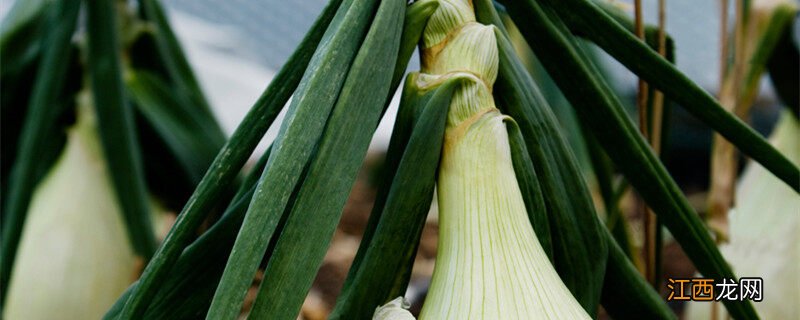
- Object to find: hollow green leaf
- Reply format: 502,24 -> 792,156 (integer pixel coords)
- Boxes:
1,46 -> 79,218
542,0 -> 799,192
114,1 -> 343,318
585,132 -> 636,261
505,120 -> 552,259
231,147 -> 272,204
585,0 -> 674,61
106,186 -> 253,320
0,0 -> 80,306
139,0 -> 220,125
126,70 -> 224,183
571,1 -> 677,269
335,74 -> 429,304
330,77 -> 458,320
388,0 -> 440,92
0,0 -> 50,79
104,149 -> 269,320
342,2 -> 442,280
246,1 -> 405,318
206,0 -> 380,317
86,0 -> 157,259
499,0 -> 758,317
601,229 -> 676,320
0,0 -> 49,169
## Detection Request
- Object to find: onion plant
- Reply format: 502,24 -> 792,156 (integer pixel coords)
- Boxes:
2,0 -> 797,319
417,3 -> 589,318
4,91 -> 139,319
2,0 -> 226,317
687,110 -> 800,320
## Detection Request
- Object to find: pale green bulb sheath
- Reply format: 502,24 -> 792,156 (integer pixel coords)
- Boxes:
687,111 -> 800,320
4,92 -> 136,320
423,107 -> 589,319
405,0 -> 589,318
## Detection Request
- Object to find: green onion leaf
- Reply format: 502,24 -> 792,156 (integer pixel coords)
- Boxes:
206,0 -> 380,317
126,70 -> 224,183
0,0 -> 80,305
486,16 -> 608,312
330,77 -> 458,320
139,0 -> 220,125
542,0 -> 799,192
498,0 -> 758,317
86,0 -> 157,260
601,229 -> 675,320
246,0 -> 405,318
114,1 -> 343,317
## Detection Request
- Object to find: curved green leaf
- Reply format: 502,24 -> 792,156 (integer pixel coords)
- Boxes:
477,5 -> 608,310
601,229 -> 675,320
0,0 -> 80,307
505,120 -> 552,259
247,0 -> 405,318
342,1 -> 443,280
114,1 -> 343,318
330,77 -> 458,320
139,0 -> 220,127
104,150 -> 269,320
585,0 -> 675,61
126,70 -> 224,183
499,0 -> 758,317
206,0 -> 380,317
86,0 -> 157,260
0,0 -> 50,78
388,0 -> 440,92
542,0 -> 799,192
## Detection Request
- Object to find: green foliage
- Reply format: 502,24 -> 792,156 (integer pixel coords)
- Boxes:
86,0 -> 157,261
3,0 -> 794,319
498,0 -> 760,317
105,151 -> 270,320
331,77 -> 458,320
601,230 -> 675,319
205,0 -> 382,317
482,7 -> 608,311
0,0 -> 81,306
114,0 -> 344,317
126,71 -> 224,183
247,0 -> 405,317
545,0 -> 798,192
